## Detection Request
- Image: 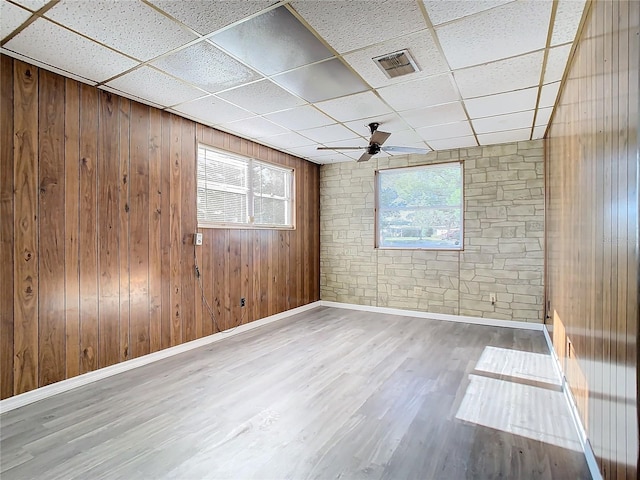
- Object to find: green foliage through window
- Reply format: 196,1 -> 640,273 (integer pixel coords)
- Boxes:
376,162 -> 463,249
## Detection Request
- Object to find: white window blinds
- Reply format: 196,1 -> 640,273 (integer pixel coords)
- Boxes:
197,145 -> 293,228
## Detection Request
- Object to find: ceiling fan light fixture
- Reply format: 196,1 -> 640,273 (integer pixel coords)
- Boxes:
373,49 -> 419,79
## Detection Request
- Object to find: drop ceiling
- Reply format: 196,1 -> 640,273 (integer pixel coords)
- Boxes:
1,0 -> 586,164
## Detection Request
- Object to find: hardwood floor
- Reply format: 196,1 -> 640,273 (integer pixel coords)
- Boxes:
0,307 -> 590,479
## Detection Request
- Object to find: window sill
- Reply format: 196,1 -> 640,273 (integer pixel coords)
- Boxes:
198,222 -> 295,231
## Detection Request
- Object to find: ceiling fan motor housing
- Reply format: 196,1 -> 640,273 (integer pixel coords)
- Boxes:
367,143 -> 381,155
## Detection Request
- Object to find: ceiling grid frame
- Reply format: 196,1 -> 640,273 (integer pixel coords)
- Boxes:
0,0 -> 588,163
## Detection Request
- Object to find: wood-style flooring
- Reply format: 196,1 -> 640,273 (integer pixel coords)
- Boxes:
0,307 -> 590,479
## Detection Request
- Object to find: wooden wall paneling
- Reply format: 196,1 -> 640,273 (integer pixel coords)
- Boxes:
78,83 -> 99,373
303,163 -> 311,303
63,78 -> 80,380
148,108 -> 162,353
201,229 -> 214,335
295,161 -> 303,308
602,4 -> 614,475
1,55 -> 321,399
197,126 -> 213,335
118,98 -> 131,362
160,112 -> 172,349
0,54 -> 15,399
97,91 -> 120,369
547,0 -> 639,476
13,60 -> 39,394
259,230 -> 270,320
252,231 -> 261,323
229,230 -> 242,327
38,69 -> 66,385
240,229 -> 252,325
169,114 -> 182,346
180,120 -> 196,342
212,229 -> 227,331
129,102 -> 150,358
266,229 -> 276,317
626,1 -> 639,475
192,126 -> 203,340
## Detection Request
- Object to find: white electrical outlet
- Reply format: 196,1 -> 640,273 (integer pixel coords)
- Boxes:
490,293 -> 497,304
194,233 -> 203,246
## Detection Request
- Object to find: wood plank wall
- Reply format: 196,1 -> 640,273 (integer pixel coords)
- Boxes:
546,1 -> 639,478
0,55 -> 320,400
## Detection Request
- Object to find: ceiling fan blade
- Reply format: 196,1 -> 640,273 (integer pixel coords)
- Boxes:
317,146 -> 365,150
381,145 -> 431,154
357,152 -> 373,162
370,130 -> 391,146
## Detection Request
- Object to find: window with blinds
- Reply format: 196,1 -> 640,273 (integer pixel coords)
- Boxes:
197,145 -> 294,228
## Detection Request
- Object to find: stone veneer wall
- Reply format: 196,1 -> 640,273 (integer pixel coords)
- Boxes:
320,140 -> 545,322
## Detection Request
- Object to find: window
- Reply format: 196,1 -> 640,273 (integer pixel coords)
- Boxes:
376,161 -> 463,249
197,145 -> 294,228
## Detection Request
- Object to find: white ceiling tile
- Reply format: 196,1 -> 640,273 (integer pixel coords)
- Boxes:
149,0 -> 274,35
315,91 -> 392,123
377,74 -> 459,111
172,95 -> 254,125
257,132 -> 316,150
384,143 -> 432,156
313,153 -> 353,164
221,117 -> 288,139
151,41 -> 261,93
217,80 -> 306,115
436,0 -> 552,69
416,121 -> 474,141
472,110 -> 534,134
544,44 -> 572,84
287,144 -> 338,158
45,0 -> 197,61
106,66 -> 204,107
423,0 -> 513,26
428,136 -> 477,151
454,50 -> 544,98
342,149 -> 390,160
400,102 -> 467,129
539,81 -> 561,108
272,58 -> 368,102
464,88 -> 538,118
532,125 -> 547,139
343,30 -> 449,88
210,6 -> 332,76
343,113 -> 411,137
99,85 -> 164,109
299,124 -> 359,143
534,106 -> 553,126
1,47 -> 96,85
1,1 -> 32,39
264,105 -> 335,130
478,128 -> 531,145
9,0 -> 47,11
551,0 -> 586,46
291,0 -> 426,54
4,18 -> 138,83
384,130 -> 425,146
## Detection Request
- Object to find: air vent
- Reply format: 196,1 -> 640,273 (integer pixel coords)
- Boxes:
373,49 -> 419,79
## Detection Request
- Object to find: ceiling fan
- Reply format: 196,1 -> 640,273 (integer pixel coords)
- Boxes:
317,122 -> 430,162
